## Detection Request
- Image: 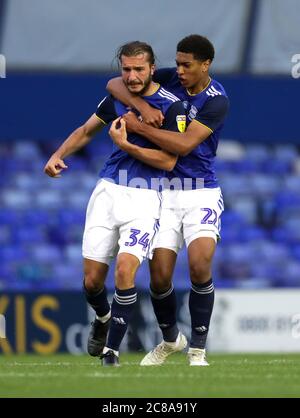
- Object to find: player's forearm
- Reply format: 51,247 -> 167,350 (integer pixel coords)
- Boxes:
135,124 -> 192,156
53,126 -> 93,159
123,143 -> 177,171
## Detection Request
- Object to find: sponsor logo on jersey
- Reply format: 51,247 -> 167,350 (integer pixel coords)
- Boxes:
176,115 -> 186,132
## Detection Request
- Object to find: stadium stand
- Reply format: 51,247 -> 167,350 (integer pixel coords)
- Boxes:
1,140 -> 299,290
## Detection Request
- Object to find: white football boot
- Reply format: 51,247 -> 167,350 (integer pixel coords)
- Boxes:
187,348 -> 209,366
140,332 -> 187,366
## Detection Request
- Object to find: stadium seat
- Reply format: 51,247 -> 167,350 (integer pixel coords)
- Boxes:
22,209 -> 52,226
230,197 -> 257,224
263,159 -> 292,175
250,174 -> 281,196
65,244 -> 82,262
35,190 -> 64,208
58,209 -> 85,225
77,173 -> 97,190
13,173 -> 41,190
0,209 -> 20,225
13,141 -> 42,159
244,144 -> 271,162
219,174 -> 251,196
2,189 -> 32,208
14,226 -> 47,244
273,144 -> 298,162
65,190 -> 90,208
31,244 -> 63,263
283,175 -> 300,193
0,245 -> 28,262
0,225 -> 12,245
217,140 -> 245,160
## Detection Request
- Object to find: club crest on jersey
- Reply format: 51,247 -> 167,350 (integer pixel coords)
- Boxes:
188,105 -> 198,120
176,115 -> 186,133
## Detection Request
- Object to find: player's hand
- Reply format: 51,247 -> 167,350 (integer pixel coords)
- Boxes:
109,117 -> 128,150
44,155 -> 68,178
122,111 -> 142,133
140,107 -> 164,128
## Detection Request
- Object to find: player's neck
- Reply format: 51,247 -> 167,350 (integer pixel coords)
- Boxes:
187,76 -> 211,95
142,82 -> 159,97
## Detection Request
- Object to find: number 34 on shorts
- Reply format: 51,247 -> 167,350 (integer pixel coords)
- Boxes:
120,218 -> 160,261
125,228 -> 150,250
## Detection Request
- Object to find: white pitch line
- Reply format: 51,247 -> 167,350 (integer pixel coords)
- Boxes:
0,372 -> 66,378
0,372 -> 205,379
2,362 -> 98,367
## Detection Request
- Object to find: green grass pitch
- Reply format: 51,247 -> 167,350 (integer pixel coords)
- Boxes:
0,353 -> 299,398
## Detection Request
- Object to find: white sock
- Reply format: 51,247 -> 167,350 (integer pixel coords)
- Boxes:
103,346 -> 119,357
96,311 -> 111,323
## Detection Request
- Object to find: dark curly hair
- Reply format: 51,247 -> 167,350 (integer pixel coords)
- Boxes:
177,34 -> 215,62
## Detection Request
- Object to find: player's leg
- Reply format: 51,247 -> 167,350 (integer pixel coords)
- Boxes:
186,236 -> 216,366
140,201 -> 187,366
101,253 -> 140,366
149,206 -> 182,342
101,191 -> 161,365
82,180 -> 119,356
83,258 -> 109,312
83,258 -> 111,356
140,248 -> 187,366
149,248 -> 178,341
183,187 -> 224,366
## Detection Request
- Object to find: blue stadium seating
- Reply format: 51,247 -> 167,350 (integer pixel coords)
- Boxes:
0,140 -> 300,290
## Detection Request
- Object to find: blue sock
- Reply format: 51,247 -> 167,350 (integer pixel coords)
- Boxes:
106,287 -> 137,351
189,278 -> 214,349
83,283 -> 110,318
150,284 -> 179,342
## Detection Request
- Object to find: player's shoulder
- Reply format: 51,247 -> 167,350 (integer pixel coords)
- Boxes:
206,79 -> 228,99
157,85 -> 180,104
97,94 -> 115,108
204,79 -> 229,115
153,67 -> 177,83
159,89 -> 186,118
153,85 -> 185,115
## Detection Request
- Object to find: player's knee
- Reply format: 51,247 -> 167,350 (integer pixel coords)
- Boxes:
115,262 -> 135,289
189,259 -> 212,284
151,279 -> 172,293
84,271 -> 104,293
150,265 -> 172,292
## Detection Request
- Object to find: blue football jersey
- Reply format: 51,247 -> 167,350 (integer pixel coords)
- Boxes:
95,86 -> 186,189
154,68 -> 229,188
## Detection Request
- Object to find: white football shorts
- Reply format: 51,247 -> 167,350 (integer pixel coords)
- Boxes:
82,180 -> 161,265
155,187 -> 224,253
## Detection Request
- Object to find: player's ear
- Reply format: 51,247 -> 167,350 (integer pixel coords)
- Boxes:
150,64 -> 155,76
202,60 -> 210,72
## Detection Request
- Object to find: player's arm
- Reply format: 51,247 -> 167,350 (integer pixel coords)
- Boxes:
109,117 -> 177,172
106,77 -> 164,128
123,114 -> 210,156
123,96 -> 229,156
44,114 -> 104,178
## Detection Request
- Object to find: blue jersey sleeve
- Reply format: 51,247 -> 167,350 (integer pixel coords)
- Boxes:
195,95 -> 229,131
95,95 -> 117,124
153,68 -> 177,85
162,101 -> 187,132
